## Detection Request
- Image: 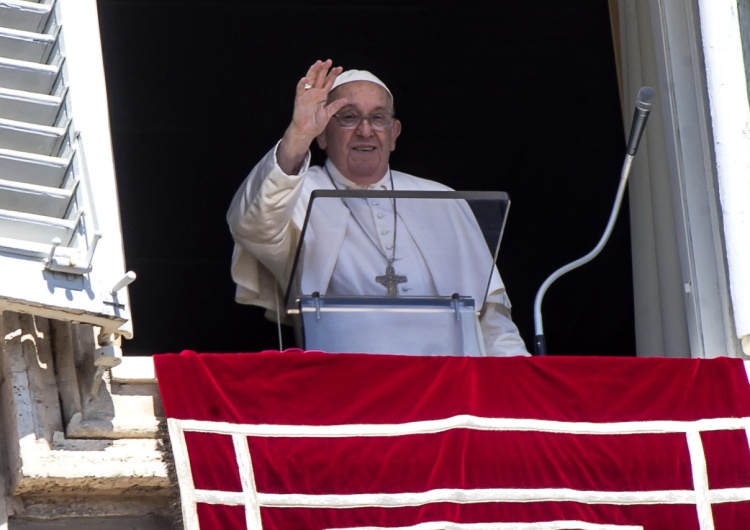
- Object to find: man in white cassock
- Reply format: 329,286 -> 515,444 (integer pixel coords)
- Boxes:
227,59 -> 530,357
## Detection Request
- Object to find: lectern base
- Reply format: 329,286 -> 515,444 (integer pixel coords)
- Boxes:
295,295 -> 485,357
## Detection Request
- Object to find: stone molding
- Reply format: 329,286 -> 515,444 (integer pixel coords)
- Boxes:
0,311 -> 172,523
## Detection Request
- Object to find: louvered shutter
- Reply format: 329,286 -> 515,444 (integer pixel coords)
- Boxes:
0,0 -> 133,338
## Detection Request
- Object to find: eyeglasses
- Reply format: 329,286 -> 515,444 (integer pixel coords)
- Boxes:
333,111 -> 394,130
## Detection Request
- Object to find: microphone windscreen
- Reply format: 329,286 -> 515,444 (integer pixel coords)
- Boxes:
636,86 -> 656,111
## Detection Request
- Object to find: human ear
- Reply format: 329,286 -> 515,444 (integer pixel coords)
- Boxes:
389,119 -> 402,151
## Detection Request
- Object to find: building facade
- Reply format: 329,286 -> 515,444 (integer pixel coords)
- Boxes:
0,0 -> 747,527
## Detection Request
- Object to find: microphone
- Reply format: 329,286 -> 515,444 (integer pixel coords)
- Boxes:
533,86 -> 656,355
625,86 -> 656,156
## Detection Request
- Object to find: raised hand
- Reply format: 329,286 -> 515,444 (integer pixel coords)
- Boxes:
278,60 -> 348,174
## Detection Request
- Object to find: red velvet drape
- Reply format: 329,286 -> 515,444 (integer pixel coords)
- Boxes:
156,351 -> 750,529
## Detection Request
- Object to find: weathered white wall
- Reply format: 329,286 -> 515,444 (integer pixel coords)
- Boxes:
697,0 -> 750,355
0,311 -> 174,527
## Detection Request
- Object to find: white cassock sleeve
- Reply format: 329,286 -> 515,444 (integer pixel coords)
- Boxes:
226,142 -> 311,319
479,298 -> 531,357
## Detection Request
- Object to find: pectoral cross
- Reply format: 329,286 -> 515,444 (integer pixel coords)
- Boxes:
376,265 -> 407,297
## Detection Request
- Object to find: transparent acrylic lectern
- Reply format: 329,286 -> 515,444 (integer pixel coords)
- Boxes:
284,190 -> 510,356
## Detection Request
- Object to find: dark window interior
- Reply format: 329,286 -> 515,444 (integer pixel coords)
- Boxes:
97,0 -> 633,356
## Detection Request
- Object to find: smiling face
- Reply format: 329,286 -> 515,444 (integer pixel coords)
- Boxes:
316,81 -> 401,185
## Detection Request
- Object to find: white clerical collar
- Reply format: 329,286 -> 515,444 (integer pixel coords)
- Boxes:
324,160 -> 391,190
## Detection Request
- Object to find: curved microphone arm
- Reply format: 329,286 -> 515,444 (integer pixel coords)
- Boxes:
533,86 -> 654,356
533,154 -> 634,355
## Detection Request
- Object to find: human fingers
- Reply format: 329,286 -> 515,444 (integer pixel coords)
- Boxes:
325,96 -> 350,119
289,61 -> 339,139
299,59 -> 334,92
297,60 -> 322,94
322,64 -> 343,92
311,59 -> 334,88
